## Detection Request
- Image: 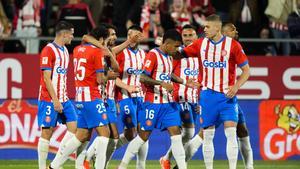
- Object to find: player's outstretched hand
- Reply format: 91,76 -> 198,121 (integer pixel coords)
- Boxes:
107,70 -> 120,80
186,79 -> 201,89
226,85 -> 238,98
53,100 -> 63,113
129,31 -> 143,44
161,82 -> 173,93
127,85 -> 141,94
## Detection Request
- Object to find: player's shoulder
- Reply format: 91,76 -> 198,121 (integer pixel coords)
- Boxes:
41,43 -> 55,55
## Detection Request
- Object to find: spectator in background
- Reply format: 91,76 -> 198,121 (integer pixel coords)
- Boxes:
170,0 -> 191,32
14,0 -> 42,54
59,0 -> 95,37
187,0 -> 215,33
255,27 -> 277,56
0,1 -> 12,38
139,0 -> 175,49
59,0 -> 96,52
230,0 -> 260,55
82,0 -> 105,26
211,0 -> 230,22
114,0 -> 143,37
288,0 -> 300,55
265,0 -> 296,56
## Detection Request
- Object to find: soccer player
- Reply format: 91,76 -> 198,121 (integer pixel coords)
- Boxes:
222,23 -> 254,169
115,25 -> 148,169
81,23 -> 144,169
179,14 -> 250,169
118,29 -> 187,169
48,26 -> 113,169
160,24 -> 200,169
37,21 -> 77,169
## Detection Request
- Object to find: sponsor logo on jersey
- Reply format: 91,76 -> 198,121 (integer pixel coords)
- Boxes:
126,68 -> 143,75
159,73 -> 171,80
203,60 -> 227,68
56,66 -> 67,74
184,68 -> 199,76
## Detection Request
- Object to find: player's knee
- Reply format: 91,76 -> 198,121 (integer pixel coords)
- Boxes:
182,127 -> 195,142
124,128 -> 136,141
168,126 -> 182,136
237,123 -> 249,138
41,127 -> 53,140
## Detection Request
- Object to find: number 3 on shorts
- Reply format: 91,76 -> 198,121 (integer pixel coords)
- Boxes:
46,106 -> 51,115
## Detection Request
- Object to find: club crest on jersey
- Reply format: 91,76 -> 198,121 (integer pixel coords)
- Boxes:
221,50 -> 227,57
203,60 -> 226,68
42,57 -> 48,64
126,68 -> 143,75
159,73 -> 171,80
56,66 -> 67,74
184,68 -> 199,76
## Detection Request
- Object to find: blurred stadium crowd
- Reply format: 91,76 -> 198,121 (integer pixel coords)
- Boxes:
0,0 -> 299,56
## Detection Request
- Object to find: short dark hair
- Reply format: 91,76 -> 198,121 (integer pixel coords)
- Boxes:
162,29 -> 182,43
55,21 -> 74,34
182,24 -> 196,31
128,24 -> 143,32
206,14 -> 222,23
89,25 -> 109,40
100,23 -> 117,32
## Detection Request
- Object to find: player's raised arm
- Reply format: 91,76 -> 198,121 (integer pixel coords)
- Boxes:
112,30 -> 142,55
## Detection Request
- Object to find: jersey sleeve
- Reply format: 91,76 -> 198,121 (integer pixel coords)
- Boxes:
116,51 -> 125,74
143,52 -> 157,76
94,49 -> 105,73
40,46 -> 55,70
181,39 -> 201,58
231,41 -> 249,67
172,59 -> 180,73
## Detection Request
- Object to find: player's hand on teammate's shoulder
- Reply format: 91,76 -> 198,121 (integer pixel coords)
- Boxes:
225,85 -> 239,98
161,82 -> 174,93
53,99 -> 63,113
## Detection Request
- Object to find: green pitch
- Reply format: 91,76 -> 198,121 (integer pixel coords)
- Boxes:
0,160 -> 299,169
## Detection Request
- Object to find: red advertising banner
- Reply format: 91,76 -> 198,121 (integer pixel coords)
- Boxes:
0,54 -> 299,99
259,100 -> 300,160
0,100 -> 71,155
0,54 -> 75,99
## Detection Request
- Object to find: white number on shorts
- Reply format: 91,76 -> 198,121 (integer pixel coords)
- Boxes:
180,103 -> 189,111
46,106 -> 51,115
74,58 -> 87,81
96,103 -> 105,114
124,105 -> 130,114
145,109 -> 155,119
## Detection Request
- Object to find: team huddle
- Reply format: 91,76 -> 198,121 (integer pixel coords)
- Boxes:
37,14 -> 253,169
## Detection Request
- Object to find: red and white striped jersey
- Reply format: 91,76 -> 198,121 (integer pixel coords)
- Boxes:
104,80 -> 115,100
73,44 -> 105,102
173,56 -> 200,103
116,48 -> 146,100
143,48 -> 173,103
181,36 -> 248,93
39,43 -> 69,102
